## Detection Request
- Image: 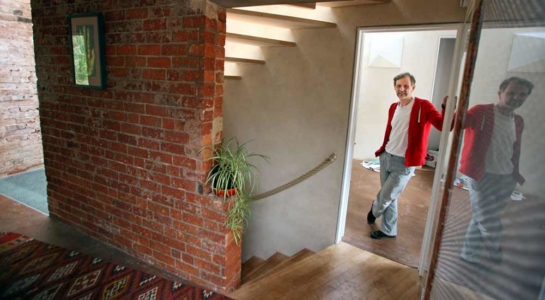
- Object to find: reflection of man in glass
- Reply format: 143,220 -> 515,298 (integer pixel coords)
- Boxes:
460,77 -> 534,264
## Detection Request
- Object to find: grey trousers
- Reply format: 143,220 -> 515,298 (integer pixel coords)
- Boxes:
372,152 -> 415,236
461,172 -> 516,262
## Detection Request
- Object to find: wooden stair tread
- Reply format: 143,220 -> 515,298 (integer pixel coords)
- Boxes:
226,8 -> 336,29
226,33 -> 297,47
226,57 -> 266,65
242,252 -> 289,284
229,242 -> 419,300
241,256 -> 265,280
287,3 -> 316,9
318,0 -> 391,7
247,248 -> 315,284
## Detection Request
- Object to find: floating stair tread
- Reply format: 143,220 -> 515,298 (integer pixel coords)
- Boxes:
287,3 -> 316,9
226,8 -> 336,29
229,242 -> 418,300
318,0 -> 391,7
226,57 -> 266,65
242,252 -> 289,284
225,75 -> 242,80
248,248 -> 316,284
226,33 -> 296,47
241,256 -> 265,280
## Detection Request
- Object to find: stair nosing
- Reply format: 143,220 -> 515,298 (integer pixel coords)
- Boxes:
248,249 -> 316,285
242,252 -> 289,284
225,57 -> 266,65
226,32 -> 297,47
226,8 -> 336,29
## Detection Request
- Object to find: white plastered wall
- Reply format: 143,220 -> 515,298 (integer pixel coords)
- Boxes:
223,0 -> 467,261
353,30 -> 456,161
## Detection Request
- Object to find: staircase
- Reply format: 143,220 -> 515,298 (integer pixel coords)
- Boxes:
228,242 -> 420,300
223,2 -> 391,80
224,4 -> 337,80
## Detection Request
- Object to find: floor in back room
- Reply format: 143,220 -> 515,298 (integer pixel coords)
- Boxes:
343,159 -> 435,268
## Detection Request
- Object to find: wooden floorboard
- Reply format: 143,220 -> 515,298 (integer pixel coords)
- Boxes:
343,160 -> 435,268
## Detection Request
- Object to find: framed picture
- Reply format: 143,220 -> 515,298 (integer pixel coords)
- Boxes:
68,13 -> 106,89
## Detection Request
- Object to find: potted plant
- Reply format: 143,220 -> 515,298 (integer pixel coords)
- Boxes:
200,137 -> 268,244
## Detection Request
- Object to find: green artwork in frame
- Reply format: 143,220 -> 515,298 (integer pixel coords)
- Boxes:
68,13 -> 106,89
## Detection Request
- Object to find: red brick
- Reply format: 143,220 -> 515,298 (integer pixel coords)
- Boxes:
183,213 -> 204,227
202,208 -> 226,223
142,69 -> 166,80
172,156 -> 197,170
125,57 -> 147,67
172,178 -> 195,192
186,245 -> 211,261
121,123 -> 142,135
150,7 -> 172,18
162,44 -> 186,56
145,105 -> 167,116
182,253 -> 194,265
175,261 -> 200,276
153,251 -> 175,265
144,19 -> 167,31
147,57 -> 171,68
195,258 -> 220,274
164,131 -> 189,143
134,243 -> 153,256
161,142 -> 184,155
172,30 -> 199,42
168,83 -> 195,95
126,8 -> 148,20
138,45 -> 161,55
163,236 -> 186,251
172,57 -> 199,69
149,202 -> 170,217
117,45 -> 137,55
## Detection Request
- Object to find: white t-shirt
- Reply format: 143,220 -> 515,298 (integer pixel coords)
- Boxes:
385,99 -> 414,157
485,105 -> 516,174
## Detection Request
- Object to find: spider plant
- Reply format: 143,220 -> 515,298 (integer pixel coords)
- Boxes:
226,191 -> 253,244
200,137 -> 268,244
202,137 -> 268,199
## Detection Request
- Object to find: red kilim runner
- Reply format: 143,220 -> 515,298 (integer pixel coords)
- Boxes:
0,232 -> 231,300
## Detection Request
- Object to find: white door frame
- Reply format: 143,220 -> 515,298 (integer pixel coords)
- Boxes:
335,24 -> 467,276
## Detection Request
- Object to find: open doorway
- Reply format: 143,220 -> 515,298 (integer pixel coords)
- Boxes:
337,27 -> 462,269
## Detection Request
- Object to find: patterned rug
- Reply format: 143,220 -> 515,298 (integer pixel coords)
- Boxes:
0,232 -> 231,300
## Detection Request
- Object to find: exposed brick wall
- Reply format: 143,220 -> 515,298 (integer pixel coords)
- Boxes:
31,0 -> 239,293
0,0 -> 43,177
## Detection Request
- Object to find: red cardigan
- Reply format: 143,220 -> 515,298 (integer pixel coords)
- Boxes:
375,97 -> 448,167
459,104 -> 525,184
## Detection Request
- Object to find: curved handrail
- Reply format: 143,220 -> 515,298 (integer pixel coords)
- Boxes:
251,153 -> 337,201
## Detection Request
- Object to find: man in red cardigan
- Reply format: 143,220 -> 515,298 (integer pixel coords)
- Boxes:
368,72 -> 450,239
460,77 -> 533,264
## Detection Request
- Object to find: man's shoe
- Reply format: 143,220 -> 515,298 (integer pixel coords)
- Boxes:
370,231 -> 396,239
367,210 -> 376,224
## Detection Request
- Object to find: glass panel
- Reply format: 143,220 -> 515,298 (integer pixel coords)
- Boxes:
431,1 -> 545,299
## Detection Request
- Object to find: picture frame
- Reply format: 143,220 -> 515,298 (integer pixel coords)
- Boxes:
68,13 -> 106,89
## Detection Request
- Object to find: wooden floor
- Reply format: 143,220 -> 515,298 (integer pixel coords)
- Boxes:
229,242 -> 420,300
343,160 -> 435,268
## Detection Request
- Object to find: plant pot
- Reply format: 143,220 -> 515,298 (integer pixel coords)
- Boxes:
213,188 -> 238,198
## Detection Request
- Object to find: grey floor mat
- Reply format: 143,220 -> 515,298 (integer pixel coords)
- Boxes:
0,168 -> 48,214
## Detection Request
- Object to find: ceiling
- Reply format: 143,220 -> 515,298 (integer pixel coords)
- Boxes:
211,0 -> 389,9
